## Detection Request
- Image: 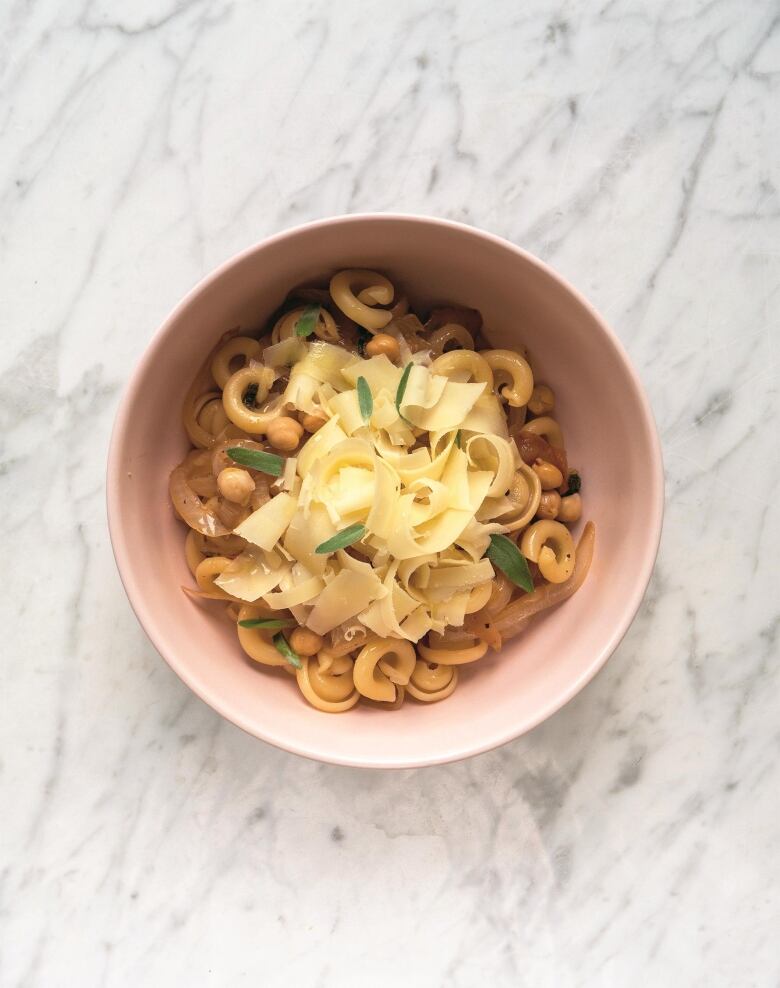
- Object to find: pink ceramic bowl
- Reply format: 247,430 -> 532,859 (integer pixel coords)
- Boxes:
107,214 -> 663,768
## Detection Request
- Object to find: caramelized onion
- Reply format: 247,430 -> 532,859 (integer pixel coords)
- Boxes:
181,586 -> 232,603
329,621 -> 368,657
513,430 -> 568,479
425,305 -> 482,335
210,437 -> 267,477
462,616 -> 503,651
169,465 -> 230,537
491,522 -> 595,639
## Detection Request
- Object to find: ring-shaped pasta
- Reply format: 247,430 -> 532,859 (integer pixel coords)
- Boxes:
182,447 -> 219,498
329,269 -> 394,332
296,654 -> 359,711
236,604 -> 293,669
481,349 -> 534,407
222,365 -> 281,434
197,396 -> 230,437
203,532 -> 248,556
316,649 -> 353,676
417,639 -> 488,665
185,529 -> 206,576
406,661 -> 458,702
521,415 -> 565,450
272,306 -> 339,344
465,581 -> 493,614
501,463 -> 542,532
353,638 -> 415,702
195,556 -> 236,599
430,350 -> 494,388
211,336 -> 263,388
184,390 -> 223,449
428,323 -> 475,356
520,520 -> 575,583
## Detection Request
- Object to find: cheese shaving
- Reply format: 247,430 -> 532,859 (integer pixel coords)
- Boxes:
225,340 -> 522,642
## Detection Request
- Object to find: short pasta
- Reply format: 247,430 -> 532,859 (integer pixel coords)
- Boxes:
169,270 -> 595,712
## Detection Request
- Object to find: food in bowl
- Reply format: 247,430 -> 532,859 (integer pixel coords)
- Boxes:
170,267 -> 595,712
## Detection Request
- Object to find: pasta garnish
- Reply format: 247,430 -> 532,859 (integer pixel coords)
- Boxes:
171,269 -> 595,711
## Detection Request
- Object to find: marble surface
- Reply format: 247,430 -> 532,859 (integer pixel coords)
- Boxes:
2,1 -> 778,985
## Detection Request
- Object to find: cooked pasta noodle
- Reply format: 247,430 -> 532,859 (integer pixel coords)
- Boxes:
170,269 -> 595,711
406,661 -> 458,702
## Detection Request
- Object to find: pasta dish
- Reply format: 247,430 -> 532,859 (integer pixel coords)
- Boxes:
170,269 -> 595,711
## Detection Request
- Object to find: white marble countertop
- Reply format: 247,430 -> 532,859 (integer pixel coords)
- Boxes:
3,1 -> 778,985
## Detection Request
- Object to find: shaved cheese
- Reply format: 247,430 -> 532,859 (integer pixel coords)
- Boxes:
274,455 -> 298,493
423,559 -> 494,602
327,466 -> 375,517
465,434 -> 515,497
461,394 -> 509,437
282,371 -> 321,414
224,337 -> 527,643
262,571 -> 324,609
359,567 -> 419,640
403,365 -> 447,413
263,336 -> 307,368
366,458 -> 400,539
297,417 -> 348,477
328,389 -> 365,435
306,568 -> 385,635
431,591 -> 471,628
455,517 -> 509,561
234,492 -> 297,550
342,354 -> 402,395
399,606 -> 432,642
408,479 -> 450,526
294,341 -> 354,388
214,548 -> 289,601
440,447 -> 472,510
283,504 -> 335,575
400,367 -> 486,431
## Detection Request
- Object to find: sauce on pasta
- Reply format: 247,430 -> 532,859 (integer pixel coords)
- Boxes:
170,269 -> 595,712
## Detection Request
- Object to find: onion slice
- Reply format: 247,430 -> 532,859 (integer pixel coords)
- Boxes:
169,465 -> 230,537
490,522 -> 595,640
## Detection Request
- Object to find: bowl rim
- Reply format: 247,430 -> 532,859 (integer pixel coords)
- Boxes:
106,212 -> 664,769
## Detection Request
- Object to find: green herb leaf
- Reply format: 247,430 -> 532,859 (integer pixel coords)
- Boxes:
238,618 -> 296,629
486,534 -> 534,593
227,447 -> 284,477
273,631 -> 302,668
356,328 -> 372,357
357,376 -> 373,422
395,362 -> 413,419
315,523 -> 367,555
564,472 -> 581,497
455,429 -> 462,449
295,303 -> 320,337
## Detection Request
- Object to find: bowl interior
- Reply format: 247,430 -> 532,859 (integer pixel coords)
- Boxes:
108,216 -> 662,767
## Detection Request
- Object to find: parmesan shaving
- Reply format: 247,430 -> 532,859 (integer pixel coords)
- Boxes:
214,548 -> 289,602
221,339 -> 523,643
234,492 -> 298,551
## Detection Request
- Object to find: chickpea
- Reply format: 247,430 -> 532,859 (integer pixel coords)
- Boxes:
528,383 -> 555,416
558,492 -> 582,523
301,410 -> 328,433
216,467 -> 255,506
532,458 -> 564,490
365,333 -> 401,362
266,416 -> 304,451
289,627 -> 324,657
537,490 -> 561,519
